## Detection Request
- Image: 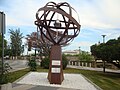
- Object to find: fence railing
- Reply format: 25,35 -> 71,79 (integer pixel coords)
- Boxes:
68,60 -> 96,67
68,60 -> 118,70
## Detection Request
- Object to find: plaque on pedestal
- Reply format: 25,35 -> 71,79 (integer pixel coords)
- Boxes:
52,68 -> 60,73
52,60 -> 61,66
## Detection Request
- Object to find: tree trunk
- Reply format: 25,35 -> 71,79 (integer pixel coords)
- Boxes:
103,60 -> 105,73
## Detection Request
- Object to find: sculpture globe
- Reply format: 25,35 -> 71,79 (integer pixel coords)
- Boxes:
35,2 -> 81,84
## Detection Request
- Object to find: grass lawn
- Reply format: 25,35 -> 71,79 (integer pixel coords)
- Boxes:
8,68 -> 29,83
5,67 -> 120,90
64,68 -> 120,90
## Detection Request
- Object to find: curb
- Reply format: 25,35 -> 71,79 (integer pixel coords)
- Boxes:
80,74 -> 102,90
10,67 -> 28,72
13,72 -> 31,83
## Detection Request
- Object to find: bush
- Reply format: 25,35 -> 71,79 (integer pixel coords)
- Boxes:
41,57 -> 49,69
78,51 -> 94,61
0,74 -> 8,84
0,61 -> 12,84
41,54 -> 68,69
28,57 -> 37,71
62,54 -> 68,69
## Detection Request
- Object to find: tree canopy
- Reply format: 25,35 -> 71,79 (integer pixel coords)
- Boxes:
91,36 -> 120,68
78,51 -> 94,61
9,28 -> 24,57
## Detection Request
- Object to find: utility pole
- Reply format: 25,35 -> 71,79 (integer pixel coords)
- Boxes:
102,35 -> 106,73
0,12 -> 5,75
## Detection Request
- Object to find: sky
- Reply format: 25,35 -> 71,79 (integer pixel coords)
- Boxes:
0,0 -> 120,54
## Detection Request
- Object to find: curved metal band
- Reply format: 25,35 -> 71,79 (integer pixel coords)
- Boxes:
36,7 -> 80,30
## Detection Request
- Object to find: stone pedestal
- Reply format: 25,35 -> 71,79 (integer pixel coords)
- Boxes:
48,45 -> 64,84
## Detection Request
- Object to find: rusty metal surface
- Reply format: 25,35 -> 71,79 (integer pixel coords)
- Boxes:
48,45 -> 64,84
35,2 -> 81,45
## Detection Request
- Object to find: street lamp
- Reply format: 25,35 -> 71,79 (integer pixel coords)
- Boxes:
101,35 -> 106,73
102,35 -> 106,43
0,12 -> 5,75
22,45 -> 24,58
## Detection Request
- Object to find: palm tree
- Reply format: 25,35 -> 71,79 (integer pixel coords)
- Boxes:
9,28 -> 24,59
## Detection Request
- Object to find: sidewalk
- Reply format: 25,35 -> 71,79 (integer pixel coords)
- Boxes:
67,65 -> 120,73
1,72 -> 100,90
1,83 -> 79,90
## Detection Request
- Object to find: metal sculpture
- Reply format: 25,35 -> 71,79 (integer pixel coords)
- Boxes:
35,2 -> 81,84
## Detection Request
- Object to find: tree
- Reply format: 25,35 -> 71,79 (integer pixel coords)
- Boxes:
9,28 -> 23,59
4,46 -> 12,58
26,32 -> 51,60
78,51 -> 94,61
91,37 -> 120,70
0,34 -> 7,58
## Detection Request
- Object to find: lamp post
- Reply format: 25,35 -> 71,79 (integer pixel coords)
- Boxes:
102,35 -> 106,43
102,35 -> 106,73
22,45 -> 24,59
0,12 -> 5,75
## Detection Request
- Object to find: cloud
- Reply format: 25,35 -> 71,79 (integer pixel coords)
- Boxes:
2,0 -> 120,30
1,0 -> 120,52
74,0 -> 120,30
78,41 -> 93,47
5,0 -> 74,26
2,0 -> 49,26
63,41 -> 94,52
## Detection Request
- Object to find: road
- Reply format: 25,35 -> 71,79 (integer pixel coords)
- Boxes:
5,60 -> 28,72
67,65 -> 120,73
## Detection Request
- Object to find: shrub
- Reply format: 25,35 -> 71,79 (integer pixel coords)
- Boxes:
0,74 -> 8,84
0,61 -> 12,84
28,57 -> 37,71
62,54 -> 68,69
78,51 -> 94,61
41,57 -> 49,69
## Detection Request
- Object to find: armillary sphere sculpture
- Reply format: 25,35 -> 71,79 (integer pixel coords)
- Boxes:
35,2 -> 81,84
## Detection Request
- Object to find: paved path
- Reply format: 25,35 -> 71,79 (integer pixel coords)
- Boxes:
1,83 -> 79,90
67,65 -> 120,73
3,64 -> 118,90
16,72 -> 99,90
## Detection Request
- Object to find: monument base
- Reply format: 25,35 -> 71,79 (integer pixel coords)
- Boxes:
48,45 -> 64,84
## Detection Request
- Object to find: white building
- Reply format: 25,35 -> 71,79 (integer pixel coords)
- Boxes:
62,50 -> 80,55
